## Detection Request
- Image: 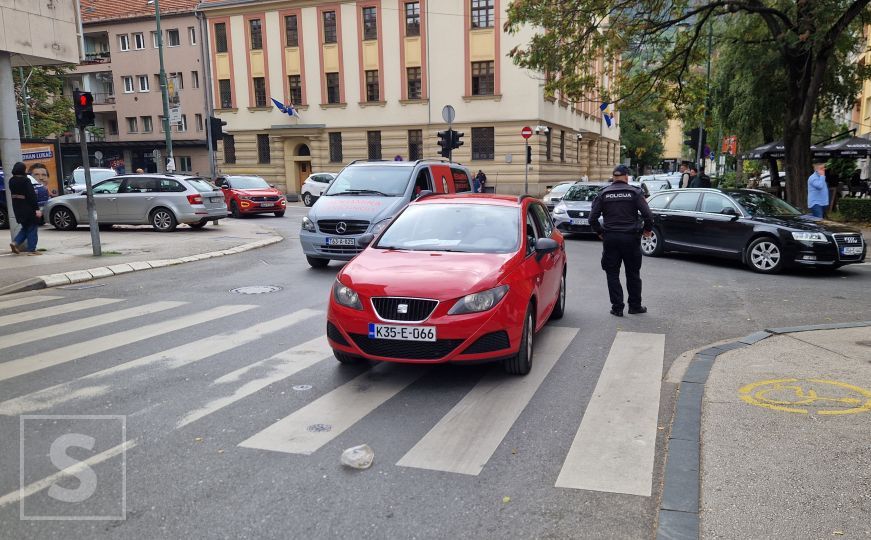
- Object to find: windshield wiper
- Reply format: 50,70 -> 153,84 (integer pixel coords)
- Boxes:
342,189 -> 391,196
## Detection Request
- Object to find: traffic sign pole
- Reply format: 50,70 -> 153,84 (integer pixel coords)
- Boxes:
521,126 -> 533,195
78,126 -> 101,256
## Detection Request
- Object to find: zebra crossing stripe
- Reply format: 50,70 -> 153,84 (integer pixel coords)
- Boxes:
0,298 -> 124,327
396,326 -> 578,475
176,336 -> 332,428
0,301 -> 184,351
0,304 -> 253,383
238,363 -> 428,455
0,308 -> 321,416
555,331 -> 665,496
0,295 -> 63,311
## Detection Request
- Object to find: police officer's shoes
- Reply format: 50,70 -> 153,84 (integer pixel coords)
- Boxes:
609,308 -> 623,317
628,306 -> 647,314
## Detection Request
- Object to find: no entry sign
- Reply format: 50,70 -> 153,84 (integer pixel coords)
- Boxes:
521,126 -> 533,139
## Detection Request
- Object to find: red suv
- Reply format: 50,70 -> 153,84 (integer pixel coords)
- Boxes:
215,175 -> 287,218
327,193 -> 567,375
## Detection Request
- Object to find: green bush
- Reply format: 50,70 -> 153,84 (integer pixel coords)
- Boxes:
838,198 -> 871,222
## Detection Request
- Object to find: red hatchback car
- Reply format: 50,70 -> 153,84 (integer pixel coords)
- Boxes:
327,193 -> 567,375
215,175 -> 287,218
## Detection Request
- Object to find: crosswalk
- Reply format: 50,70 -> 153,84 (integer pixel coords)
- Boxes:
0,292 -> 668,508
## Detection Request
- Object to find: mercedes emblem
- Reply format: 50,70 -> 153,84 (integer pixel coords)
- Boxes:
336,222 -> 348,234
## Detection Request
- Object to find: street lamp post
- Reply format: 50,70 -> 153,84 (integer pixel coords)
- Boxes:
150,0 -> 173,172
696,19 -> 714,167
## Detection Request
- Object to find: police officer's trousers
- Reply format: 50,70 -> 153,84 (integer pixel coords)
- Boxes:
600,231 -> 643,311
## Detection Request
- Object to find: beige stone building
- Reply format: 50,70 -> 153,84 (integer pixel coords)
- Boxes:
60,0 -> 211,176
200,0 -> 621,196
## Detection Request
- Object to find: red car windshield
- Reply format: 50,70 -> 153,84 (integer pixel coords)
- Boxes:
376,203 -> 520,253
229,176 -> 270,189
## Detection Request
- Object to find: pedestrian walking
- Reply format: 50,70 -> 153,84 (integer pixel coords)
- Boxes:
807,162 -> 829,218
8,162 -> 42,255
678,163 -> 691,189
474,170 -> 487,193
588,165 -> 654,317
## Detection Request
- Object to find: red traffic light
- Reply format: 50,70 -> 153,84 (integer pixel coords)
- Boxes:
79,94 -> 89,106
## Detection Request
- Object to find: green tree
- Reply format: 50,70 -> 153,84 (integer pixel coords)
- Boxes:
14,65 -> 75,138
620,97 -> 668,173
506,0 -> 871,207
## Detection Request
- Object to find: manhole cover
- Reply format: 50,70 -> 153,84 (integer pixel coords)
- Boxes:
307,423 -> 332,433
229,285 -> 282,295
293,385 -> 313,391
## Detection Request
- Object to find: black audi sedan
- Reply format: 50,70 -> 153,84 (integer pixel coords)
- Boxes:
641,188 -> 867,273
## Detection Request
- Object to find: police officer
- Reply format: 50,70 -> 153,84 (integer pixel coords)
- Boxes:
589,165 -> 654,317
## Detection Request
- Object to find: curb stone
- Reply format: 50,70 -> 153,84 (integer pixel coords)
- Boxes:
0,235 -> 283,296
656,320 -> 871,540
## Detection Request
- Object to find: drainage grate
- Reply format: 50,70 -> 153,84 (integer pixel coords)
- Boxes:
229,285 -> 283,295
307,423 -> 332,433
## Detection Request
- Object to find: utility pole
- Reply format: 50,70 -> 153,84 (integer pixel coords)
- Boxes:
696,19 -> 714,167
1,52 -> 23,242
78,124 -> 101,256
152,0 -> 174,172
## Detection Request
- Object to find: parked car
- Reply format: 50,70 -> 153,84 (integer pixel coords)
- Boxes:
0,173 -> 49,228
758,171 -> 786,188
641,188 -> 867,273
543,181 -> 577,211
551,182 -> 609,235
327,193 -> 566,375
65,167 -> 117,194
301,159 -> 473,268
214,175 -> 287,218
45,174 -> 228,232
642,178 -> 673,194
301,172 -> 338,207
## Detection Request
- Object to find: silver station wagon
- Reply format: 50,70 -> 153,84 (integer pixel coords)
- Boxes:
45,174 -> 228,232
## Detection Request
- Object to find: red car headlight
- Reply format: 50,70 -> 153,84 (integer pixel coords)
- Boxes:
448,285 -> 509,315
333,280 -> 363,310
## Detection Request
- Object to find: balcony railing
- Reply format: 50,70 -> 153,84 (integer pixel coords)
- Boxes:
92,93 -> 116,105
82,51 -> 111,65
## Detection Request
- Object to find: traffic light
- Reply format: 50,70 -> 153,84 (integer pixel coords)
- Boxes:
73,90 -> 95,128
209,116 -> 228,151
683,127 -> 707,151
451,130 -> 464,150
437,130 -> 451,158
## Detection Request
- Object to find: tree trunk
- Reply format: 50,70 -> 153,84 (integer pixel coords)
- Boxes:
783,125 -> 812,209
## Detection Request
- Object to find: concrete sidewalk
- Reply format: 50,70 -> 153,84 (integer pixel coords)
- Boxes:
659,322 -> 871,539
0,219 -> 283,295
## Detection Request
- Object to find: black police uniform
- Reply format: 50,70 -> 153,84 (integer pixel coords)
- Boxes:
588,182 -> 654,313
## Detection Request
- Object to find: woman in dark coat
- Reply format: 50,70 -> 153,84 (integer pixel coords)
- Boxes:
9,161 -> 42,254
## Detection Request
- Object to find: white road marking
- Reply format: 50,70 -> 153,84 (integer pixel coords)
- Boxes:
0,304 -> 252,382
0,301 -> 184,350
554,331 -> 665,496
0,309 -> 321,416
176,336 -> 332,428
0,295 -> 63,311
396,326 -> 579,475
239,363 -> 428,455
0,440 -> 136,508
0,298 -> 123,327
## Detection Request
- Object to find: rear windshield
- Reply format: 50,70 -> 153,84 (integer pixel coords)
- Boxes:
376,203 -> 519,253
325,166 -> 413,197
187,178 -> 220,193
229,176 -> 270,189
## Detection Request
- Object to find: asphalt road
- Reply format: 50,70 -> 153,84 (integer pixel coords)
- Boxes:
1,203 -> 869,539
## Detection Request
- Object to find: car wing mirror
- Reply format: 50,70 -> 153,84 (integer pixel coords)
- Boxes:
721,207 -> 739,220
534,237 -> 559,260
357,233 -> 375,247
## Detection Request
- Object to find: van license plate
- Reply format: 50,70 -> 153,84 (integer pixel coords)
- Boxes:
326,237 -> 355,246
368,323 -> 436,342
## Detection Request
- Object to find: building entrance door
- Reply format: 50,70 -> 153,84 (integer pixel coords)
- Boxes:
296,160 -> 310,193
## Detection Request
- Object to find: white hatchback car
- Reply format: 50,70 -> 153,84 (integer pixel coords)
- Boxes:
300,172 -> 337,206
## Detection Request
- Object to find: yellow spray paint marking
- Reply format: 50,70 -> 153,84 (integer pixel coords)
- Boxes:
738,378 -> 871,415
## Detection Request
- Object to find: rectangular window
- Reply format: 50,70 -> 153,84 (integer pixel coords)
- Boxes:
367,131 -> 382,160
362,7 -> 377,40
329,132 -> 343,163
141,116 -> 153,133
471,127 -> 495,160
257,134 -> 271,164
408,129 -> 422,161
545,128 -> 552,161
119,34 -> 130,51
407,67 -> 421,99
170,72 -> 184,89
138,75 -> 150,92
122,76 -> 134,93
285,15 -> 299,47
471,0 -> 494,28
323,11 -> 337,44
108,119 -> 118,135
178,156 -> 192,172
188,27 -> 196,45
471,61 -> 494,96
152,31 -> 159,48
219,79 -> 232,108
179,114 -> 188,132
158,115 -> 166,132
249,19 -> 262,50
326,72 -> 340,104
215,23 -> 228,53
289,75 -> 302,104
133,33 -> 145,50
191,70 -> 199,89
126,117 -> 138,133
365,70 -> 379,102
154,74 -> 161,89
405,2 -> 420,36
560,130 -> 566,162
223,134 -> 236,164
195,113 -> 204,131
252,77 -> 267,107
167,29 -> 180,47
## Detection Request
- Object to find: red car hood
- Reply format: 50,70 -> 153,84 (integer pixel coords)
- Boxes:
341,249 -> 516,301
235,188 -> 282,197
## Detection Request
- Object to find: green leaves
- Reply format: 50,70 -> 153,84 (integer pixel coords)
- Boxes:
14,65 -> 75,139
